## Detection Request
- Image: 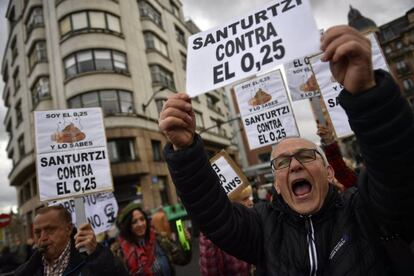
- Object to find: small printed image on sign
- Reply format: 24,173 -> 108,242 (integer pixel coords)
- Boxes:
299,74 -> 318,92
248,88 -> 272,106
51,123 -> 86,143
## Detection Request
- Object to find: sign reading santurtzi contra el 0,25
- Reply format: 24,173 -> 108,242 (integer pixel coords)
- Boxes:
34,108 -> 113,202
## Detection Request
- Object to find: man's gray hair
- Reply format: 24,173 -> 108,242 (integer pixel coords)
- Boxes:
315,145 -> 328,166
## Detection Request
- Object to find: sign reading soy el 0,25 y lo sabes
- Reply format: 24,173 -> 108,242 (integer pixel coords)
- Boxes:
34,108 -> 113,202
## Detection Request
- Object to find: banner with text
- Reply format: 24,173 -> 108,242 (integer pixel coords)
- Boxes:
234,70 -> 299,150
50,192 -> 118,235
285,56 -> 320,101
35,108 -> 113,201
310,35 -> 389,138
210,151 -> 249,200
186,0 -> 319,97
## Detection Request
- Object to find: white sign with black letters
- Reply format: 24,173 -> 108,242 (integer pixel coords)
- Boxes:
234,70 -> 299,150
210,151 -> 249,199
186,0 -> 320,97
35,108 -> 113,201
284,57 -> 320,101
50,192 -> 118,235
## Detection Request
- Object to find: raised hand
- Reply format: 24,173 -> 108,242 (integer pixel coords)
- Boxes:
159,93 -> 196,150
321,25 -> 376,94
74,223 -> 97,255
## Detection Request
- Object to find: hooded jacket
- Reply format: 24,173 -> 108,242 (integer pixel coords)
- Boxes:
164,70 -> 414,275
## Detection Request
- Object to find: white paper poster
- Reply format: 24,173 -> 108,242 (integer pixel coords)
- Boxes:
234,70 -> 299,149
35,108 -> 113,201
367,32 -> 390,72
50,192 -> 118,235
186,0 -> 320,97
210,151 -> 249,199
284,57 -> 320,101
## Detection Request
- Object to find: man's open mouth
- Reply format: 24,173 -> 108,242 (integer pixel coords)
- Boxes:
292,179 -> 312,197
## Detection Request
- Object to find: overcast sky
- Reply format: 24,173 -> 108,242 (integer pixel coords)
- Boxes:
0,0 -> 413,212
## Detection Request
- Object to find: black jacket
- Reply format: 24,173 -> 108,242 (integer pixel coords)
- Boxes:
164,70 -> 414,275
14,242 -> 128,276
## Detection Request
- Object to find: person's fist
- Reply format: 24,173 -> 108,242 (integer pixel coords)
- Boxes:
321,25 -> 376,94
159,93 -> 196,150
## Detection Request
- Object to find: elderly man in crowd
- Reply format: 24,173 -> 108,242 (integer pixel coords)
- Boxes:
159,25 -> 414,275
15,205 -> 127,276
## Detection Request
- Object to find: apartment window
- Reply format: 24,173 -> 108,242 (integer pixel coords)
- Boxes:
107,138 -> 137,163
138,1 -> 162,27
15,100 -> 23,126
2,64 -> 8,82
206,94 -> 219,110
28,41 -> 47,70
170,1 -> 180,18
180,52 -> 186,70
26,6 -> 44,36
59,11 -> 121,38
18,134 -> 25,158
211,118 -> 225,136
11,37 -> 18,63
32,177 -> 38,196
258,152 -> 271,163
64,49 -> 128,78
194,110 -> 204,128
158,176 -> 169,205
155,98 -> 166,114
175,25 -> 185,45
68,90 -> 134,115
403,79 -> 414,90
150,65 -> 175,89
151,140 -> 163,161
6,120 -> 12,139
396,41 -> 403,49
31,77 -> 50,107
144,32 -> 168,57
13,69 -> 21,91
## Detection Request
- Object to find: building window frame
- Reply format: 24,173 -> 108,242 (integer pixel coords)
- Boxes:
64,49 -> 128,79
18,134 -> 25,159
15,100 -> 23,127
149,64 -> 175,90
144,31 -> 169,58
13,68 -> 21,93
175,25 -> 186,46
28,40 -> 48,71
59,10 -> 122,39
138,0 -> 163,28
68,89 -> 134,115
11,37 -> 18,64
31,76 -> 50,108
107,138 -> 138,163
25,6 -> 44,38
151,140 -> 163,162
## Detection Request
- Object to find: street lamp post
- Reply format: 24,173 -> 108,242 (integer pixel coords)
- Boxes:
142,86 -> 167,112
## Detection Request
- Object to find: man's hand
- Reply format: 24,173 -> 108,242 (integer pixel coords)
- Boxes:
317,124 -> 335,145
321,25 -> 376,94
74,223 -> 97,255
159,93 -> 195,150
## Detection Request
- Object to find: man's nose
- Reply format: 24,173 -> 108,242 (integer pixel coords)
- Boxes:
289,157 -> 303,172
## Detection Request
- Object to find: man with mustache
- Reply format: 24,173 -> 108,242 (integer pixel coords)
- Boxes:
14,205 -> 128,276
159,25 -> 414,275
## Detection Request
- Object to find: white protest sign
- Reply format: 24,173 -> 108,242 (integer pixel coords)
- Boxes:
50,192 -> 118,235
234,70 -> 299,150
367,32 -> 390,72
284,57 -> 320,101
210,151 -> 249,199
186,0 -> 320,97
310,37 -> 390,138
310,57 -> 353,138
35,108 -> 113,201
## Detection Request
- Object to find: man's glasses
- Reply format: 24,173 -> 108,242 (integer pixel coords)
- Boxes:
270,149 -> 320,171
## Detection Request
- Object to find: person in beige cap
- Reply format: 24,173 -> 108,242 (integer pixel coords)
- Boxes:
199,185 -> 253,276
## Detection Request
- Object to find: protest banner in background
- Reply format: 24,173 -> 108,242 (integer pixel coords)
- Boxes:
210,151 -> 249,200
284,57 -> 320,101
35,108 -> 113,201
310,35 -> 389,138
234,70 -> 299,150
50,192 -> 118,234
186,0 -> 320,97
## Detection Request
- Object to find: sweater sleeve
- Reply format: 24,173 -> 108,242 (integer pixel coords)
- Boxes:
339,69 -> 414,240
164,135 -> 262,264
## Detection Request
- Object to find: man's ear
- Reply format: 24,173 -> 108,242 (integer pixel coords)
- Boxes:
326,165 -> 335,183
274,181 -> 281,194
